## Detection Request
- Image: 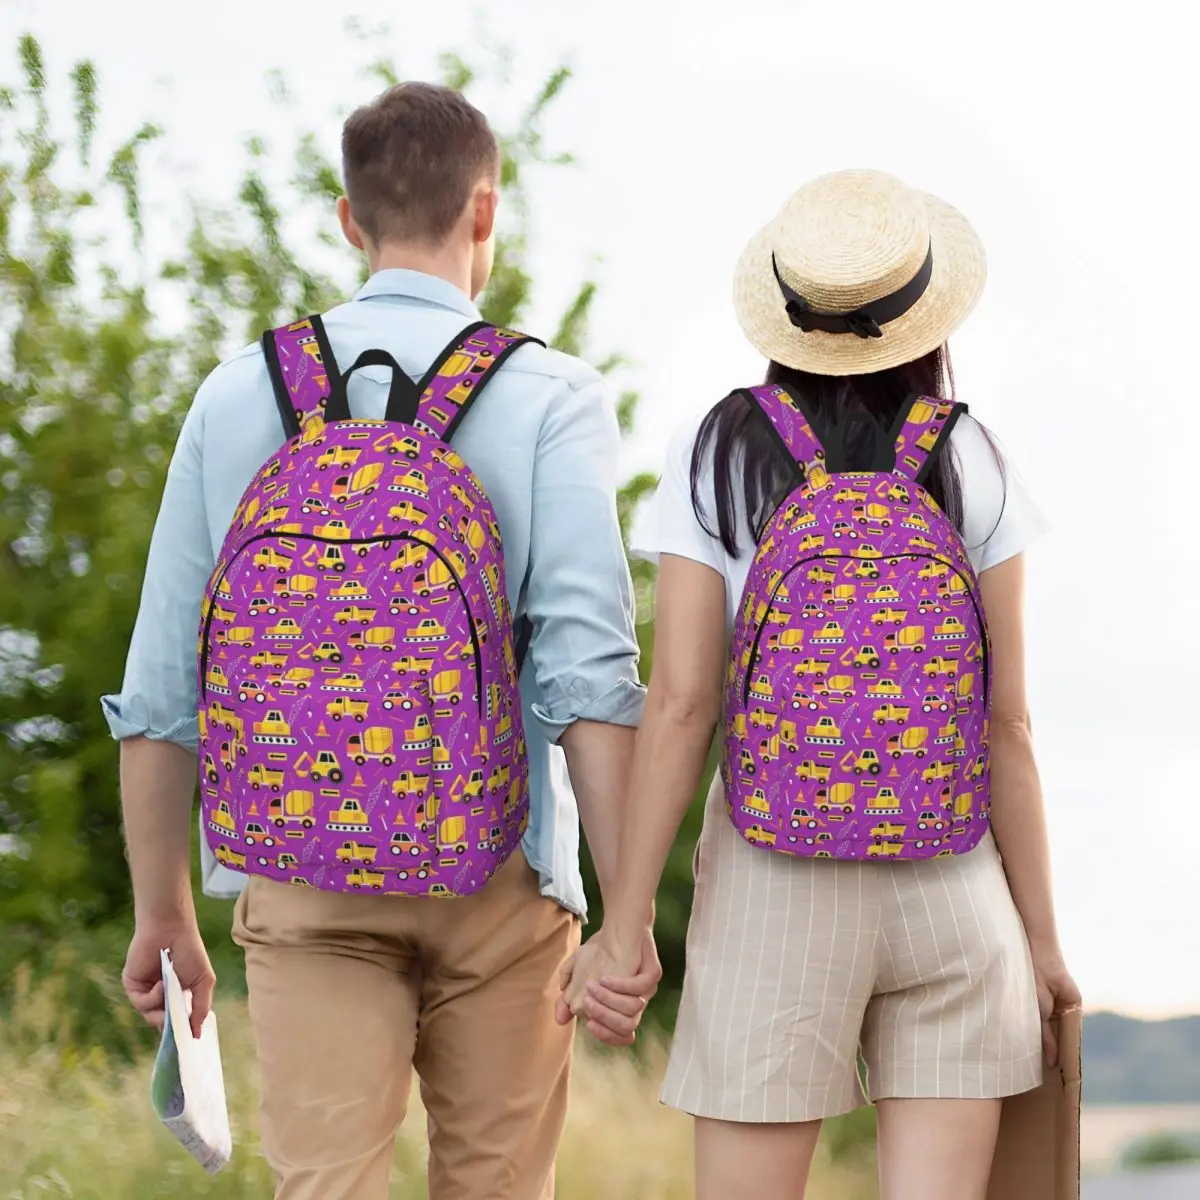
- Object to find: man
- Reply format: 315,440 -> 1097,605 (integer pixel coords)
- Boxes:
104,82 -> 659,1200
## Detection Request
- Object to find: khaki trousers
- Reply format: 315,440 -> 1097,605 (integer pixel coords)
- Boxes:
232,850 -> 581,1200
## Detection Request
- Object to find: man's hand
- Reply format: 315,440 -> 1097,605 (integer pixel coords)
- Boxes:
123,921 -> 215,1040
555,926 -> 660,1047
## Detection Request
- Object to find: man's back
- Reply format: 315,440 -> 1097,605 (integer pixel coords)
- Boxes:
106,267 -> 643,914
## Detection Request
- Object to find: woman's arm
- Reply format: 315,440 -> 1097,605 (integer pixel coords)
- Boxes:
979,554 -> 1057,944
560,552 -> 727,1009
980,553 -> 1081,1060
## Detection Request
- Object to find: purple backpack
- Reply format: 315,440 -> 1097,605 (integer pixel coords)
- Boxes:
198,315 -> 540,896
723,385 -> 990,861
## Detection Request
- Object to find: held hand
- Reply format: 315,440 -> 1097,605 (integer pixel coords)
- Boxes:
122,921 -> 215,1040
1031,947 -> 1081,1067
555,927 -> 660,1047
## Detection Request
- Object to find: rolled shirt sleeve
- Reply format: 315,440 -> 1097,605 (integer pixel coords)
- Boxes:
523,375 -> 646,741
100,391 -> 216,749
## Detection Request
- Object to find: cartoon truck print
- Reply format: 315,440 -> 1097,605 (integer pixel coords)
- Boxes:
805,716 -> 845,746
867,839 -> 903,857
871,822 -> 907,839
405,618 -> 448,644
322,673 -> 365,693
823,584 -> 857,609
254,710 -> 297,746
214,843 -> 246,870
744,824 -> 777,848
767,628 -> 805,653
242,823 -> 275,848
207,799 -> 237,837
247,763 -> 285,791
918,560 -> 950,581
336,840 -> 379,865
797,760 -> 831,783
437,816 -> 469,856
853,502 -> 892,528
866,678 -> 903,700
886,626 -> 927,655
793,657 -> 830,678
216,625 -> 254,647
392,770 -> 431,799
777,720 -> 799,752
335,606 -> 378,627
347,868 -> 385,890
790,807 -> 821,831
253,545 -> 293,573
348,728 -> 395,766
270,573 -> 318,604
955,672 -> 977,706
934,617 -> 967,642
749,707 -> 779,732
205,665 -> 231,695
316,445 -> 361,472
811,621 -> 846,646
203,753 -> 220,785
742,787 -> 771,819
900,510 -> 930,533
349,626 -> 397,653
864,787 -> 901,815
432,670 -> 464,708
327,798 -> 371,834
924,656 -> 959,679
887,728 -> 929,759
846,558 -> 880,579
265,617 -> 302,642
331,462 -> 384,503
871,607 -> 908,627
922,759 -> 955,784
295,750 -> 343,783
846,645 -> 881,669
849,748 -> 888,777
326,696 -> 369,723
873,703 -> 911,726
790,687 -> 820,712
269,789 -> 315,829
391,831 -> 422,857
866,584 -> 902,605
330,580 -> 370,602
817,674 -> 855,701
250,650 -> 288,670
389,468 -> 429,497
815,782 -> 855,819
207,702 -> 242,733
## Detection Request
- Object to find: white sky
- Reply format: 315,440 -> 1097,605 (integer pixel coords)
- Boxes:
3,0 -> 1197,1017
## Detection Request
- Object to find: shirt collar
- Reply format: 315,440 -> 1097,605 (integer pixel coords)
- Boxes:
353,268 -> 481,319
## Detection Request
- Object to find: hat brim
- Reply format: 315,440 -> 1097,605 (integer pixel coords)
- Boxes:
732,192 -> 986,376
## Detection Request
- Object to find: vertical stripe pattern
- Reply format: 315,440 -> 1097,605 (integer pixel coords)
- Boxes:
661,776 -> 1043,1123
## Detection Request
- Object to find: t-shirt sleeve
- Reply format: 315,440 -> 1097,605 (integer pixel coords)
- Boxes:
630,418 -> 724,575
954,414 -> 1050,573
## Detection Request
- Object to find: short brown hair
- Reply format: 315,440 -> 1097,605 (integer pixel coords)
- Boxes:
341,82 -> 499,246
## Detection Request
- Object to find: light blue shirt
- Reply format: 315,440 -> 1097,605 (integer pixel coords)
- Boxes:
101,269 -> 645,918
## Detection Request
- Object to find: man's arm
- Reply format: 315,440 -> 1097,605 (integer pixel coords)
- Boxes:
103,398 -> 218,1038
522,373 -> 646,908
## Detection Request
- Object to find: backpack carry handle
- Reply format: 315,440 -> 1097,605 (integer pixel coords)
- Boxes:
323,348 -> 422,425
887,395 -> 968,484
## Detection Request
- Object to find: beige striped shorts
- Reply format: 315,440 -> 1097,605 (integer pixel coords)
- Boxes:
661,776 -> 1044,1123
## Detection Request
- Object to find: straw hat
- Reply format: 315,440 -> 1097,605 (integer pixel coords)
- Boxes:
732,169 -> 986,376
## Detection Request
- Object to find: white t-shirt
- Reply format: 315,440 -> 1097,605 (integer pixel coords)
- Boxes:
632,408 -> 1048,629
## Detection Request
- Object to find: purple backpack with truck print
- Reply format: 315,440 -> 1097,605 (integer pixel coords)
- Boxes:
197,315 -> 541,896
723,384 -> 990,861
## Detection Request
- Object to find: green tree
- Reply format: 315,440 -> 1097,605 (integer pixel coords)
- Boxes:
0,33 -> 714,1030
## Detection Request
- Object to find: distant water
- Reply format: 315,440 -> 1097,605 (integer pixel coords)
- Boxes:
1082,1105 -> 1200,1173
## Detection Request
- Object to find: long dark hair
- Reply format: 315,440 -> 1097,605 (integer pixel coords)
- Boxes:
690,346 -> 997,557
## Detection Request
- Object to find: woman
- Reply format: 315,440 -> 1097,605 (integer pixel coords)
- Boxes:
561,170 -> 1080,1200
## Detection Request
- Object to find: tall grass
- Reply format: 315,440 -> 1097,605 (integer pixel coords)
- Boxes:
1,966 -> 877,1198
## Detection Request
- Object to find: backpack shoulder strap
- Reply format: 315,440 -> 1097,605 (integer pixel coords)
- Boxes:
741,383 -> 827,483
887,395 -> 968,483
261,314 -> 345,440
412,321 -> 544,442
